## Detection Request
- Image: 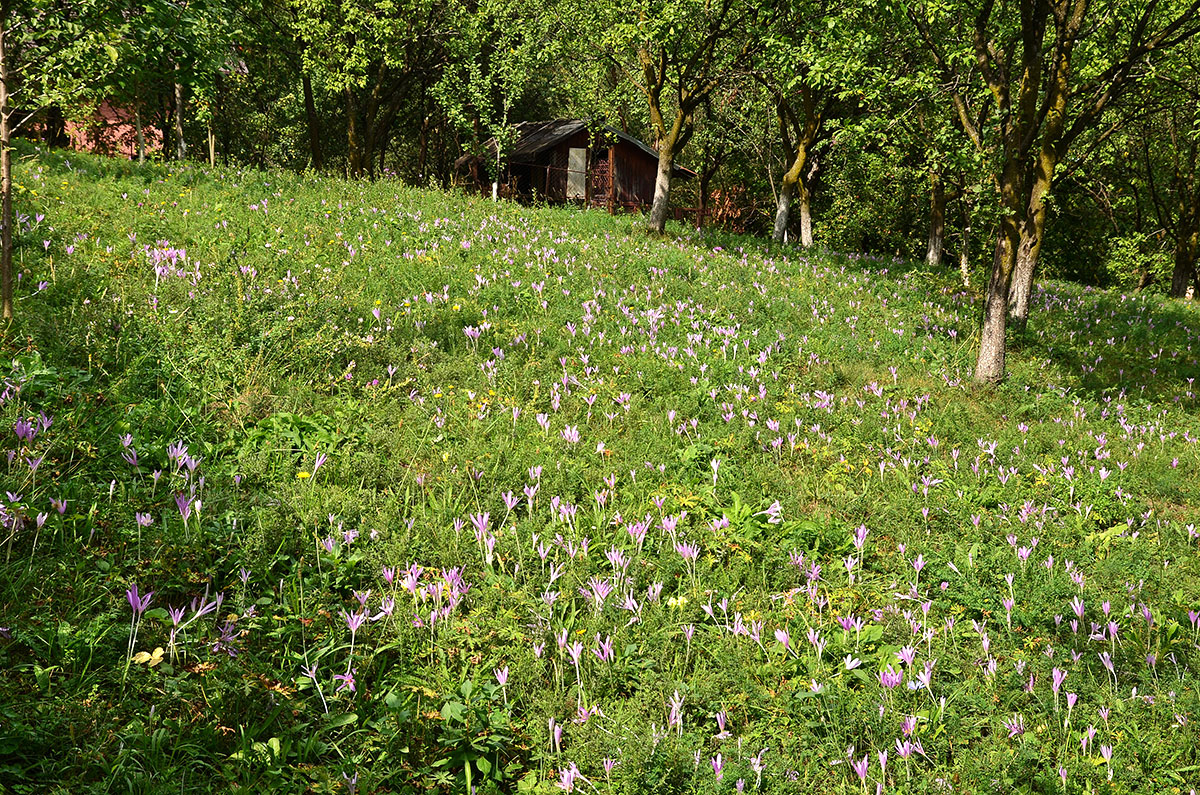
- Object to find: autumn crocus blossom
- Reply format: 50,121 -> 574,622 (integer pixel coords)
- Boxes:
126,584 -> 153,616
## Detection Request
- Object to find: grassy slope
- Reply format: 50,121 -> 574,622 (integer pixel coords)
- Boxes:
1,146 -> 1200,793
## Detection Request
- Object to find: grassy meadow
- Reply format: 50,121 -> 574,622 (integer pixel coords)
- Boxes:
2,145 -> 1200,793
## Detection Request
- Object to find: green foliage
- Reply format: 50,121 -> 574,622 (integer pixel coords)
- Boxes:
3,0 -> 124,117
433,0 -> 565,163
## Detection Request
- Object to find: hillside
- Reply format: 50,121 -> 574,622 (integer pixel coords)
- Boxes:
2,147 -> 1200,793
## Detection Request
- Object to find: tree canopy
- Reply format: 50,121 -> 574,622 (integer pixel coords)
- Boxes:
6,0 -> 1200,380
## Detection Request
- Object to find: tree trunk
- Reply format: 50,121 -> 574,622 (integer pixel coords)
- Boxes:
207,122 -> 215,166
797,182 -> 813,247
346,87 -> 363,177
958,181 -> 972,287
354,61 -> 391,181
134,104 -> 146,164
43,105 -> 66,147
772,145 -> 808,244
1009,166 -> 1053,333
173,66 -> 186,161
772,180 -> 793,244
1170,222 -> 1198,298
1009,241 -> 1035,330
975,219 -> 1019,384
1010,22 -> 1073,332
216,74 -> 229,166
417,114 -> 429,183
371,99 -> 402,180
0,9 -> 12,319
960,233 -> 971,288
927,171 -> 945,267
647,133 -> 677,234
302,73 -> 322,170
976,152 -> 1024,385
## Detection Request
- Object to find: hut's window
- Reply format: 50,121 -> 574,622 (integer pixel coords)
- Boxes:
567,148 -> 587,199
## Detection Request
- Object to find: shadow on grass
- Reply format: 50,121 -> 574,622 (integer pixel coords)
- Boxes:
1009,282 -> 1200,402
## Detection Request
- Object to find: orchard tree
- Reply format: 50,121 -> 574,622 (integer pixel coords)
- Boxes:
592,0 -> 759,233
105,0 -> 233,164
1141,37 -> 1200,298
761,68 -> 836,246
234,0 -> 332,169
434,0 -> 563,200
291,0 -> 450,178
909,0 -> 1200,384
756,0 -> 873,246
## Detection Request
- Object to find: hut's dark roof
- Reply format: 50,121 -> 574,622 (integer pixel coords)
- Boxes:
458,119 -> 695,178
506,120 -> 589,161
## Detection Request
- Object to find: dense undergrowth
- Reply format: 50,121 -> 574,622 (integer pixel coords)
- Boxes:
2,145 -> 1200,794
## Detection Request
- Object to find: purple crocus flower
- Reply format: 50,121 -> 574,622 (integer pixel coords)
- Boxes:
1052,667 -> 1067,694
592,634 -> 614,663
851,752 -> 869,783
333,669 -> 357,693
174,492 -> 193,523
879,665 -> 903,689
126,584 -> 153,616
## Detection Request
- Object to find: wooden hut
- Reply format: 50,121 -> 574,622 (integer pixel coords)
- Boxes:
457,120 -> 694,210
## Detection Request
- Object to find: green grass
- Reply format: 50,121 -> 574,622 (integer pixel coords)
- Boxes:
2,143 -> 1200,793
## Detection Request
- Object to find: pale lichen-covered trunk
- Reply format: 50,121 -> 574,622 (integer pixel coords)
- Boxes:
647,133 -> 678,234
1009,19 -> 1073,334
958,186 -> 972,288
959,223 -> 971,288
975,152 -> 1024,385
927,171 -> 945,267
798,189 -> 813,247
1009,234 -> 1037,329
772,147 -> 813,246
1009,155 -> 1056,332
771,181 -> 792,243
976,217 -> 1019,384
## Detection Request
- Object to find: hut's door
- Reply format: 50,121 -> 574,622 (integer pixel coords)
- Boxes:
567,148 -> 587,200
590,155 -> 611,209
